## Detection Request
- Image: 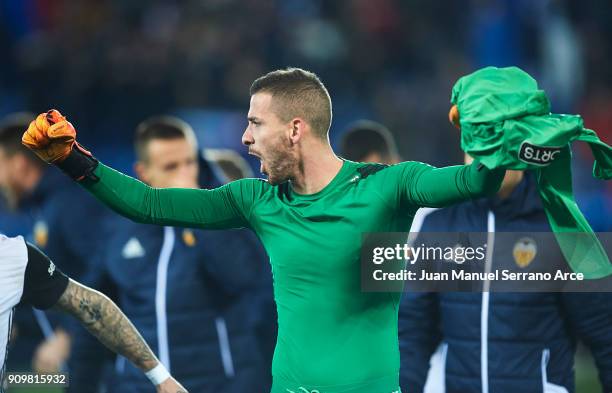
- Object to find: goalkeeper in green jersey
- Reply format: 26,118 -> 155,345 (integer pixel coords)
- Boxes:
23,68 -> 505,393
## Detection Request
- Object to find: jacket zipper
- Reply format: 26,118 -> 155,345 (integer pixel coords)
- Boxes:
155,226 -> 175,371
481,210 -> 495,393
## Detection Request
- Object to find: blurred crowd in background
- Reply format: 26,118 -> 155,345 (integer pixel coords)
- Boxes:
0,0 -> 611,392
0,0 -> 610,227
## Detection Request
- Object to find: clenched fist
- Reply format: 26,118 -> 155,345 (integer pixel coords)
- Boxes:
22,109 -> 98,181
22,110 -> 76,163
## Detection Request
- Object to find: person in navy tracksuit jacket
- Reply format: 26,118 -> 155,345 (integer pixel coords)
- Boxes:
0,198 -> 32,237
0,113 -> 109,372
399,166 -> 612,393
69,115 -> 274,393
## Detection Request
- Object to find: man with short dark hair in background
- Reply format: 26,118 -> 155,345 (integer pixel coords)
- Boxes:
69,115 -> 273,393
0,113 -> 45,237
340,120 -> 401,164
0,115 -> 32,238
0,113 -> 109,374
203,148 -> 255,181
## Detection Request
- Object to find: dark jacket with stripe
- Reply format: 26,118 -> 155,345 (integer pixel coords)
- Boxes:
69,156 -> 275,393
399,173 -> 612,393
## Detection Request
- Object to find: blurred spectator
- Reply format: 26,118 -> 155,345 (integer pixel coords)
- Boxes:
0,203 -> 31,236
340,119 -> 401,164
203,148 -> 255,181
70,115 -> 273,392
0,112 -> 109,374
399,145 -> 612,393
0,0 -> 608,168
0,121 -> 34,236
0,1 -> 609,389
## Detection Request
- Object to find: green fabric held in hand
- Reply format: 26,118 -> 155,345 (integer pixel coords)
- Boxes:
451,66 -> 612,279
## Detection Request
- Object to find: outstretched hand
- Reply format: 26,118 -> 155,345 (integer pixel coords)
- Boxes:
22,109 -> 76,163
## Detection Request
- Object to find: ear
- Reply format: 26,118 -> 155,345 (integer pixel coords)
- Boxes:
134,161 -> 148,182
289,118 -> 304,145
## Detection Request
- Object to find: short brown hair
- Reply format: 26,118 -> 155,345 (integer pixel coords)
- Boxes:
250,67 -> 332,139
340,120 -> 399,162
134,116 -> 197,162
0,112 -> 43,166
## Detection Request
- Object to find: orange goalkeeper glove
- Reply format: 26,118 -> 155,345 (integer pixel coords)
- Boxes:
448,105 -> 460,129
22,109 -> 99,181
23,110 -> 76,163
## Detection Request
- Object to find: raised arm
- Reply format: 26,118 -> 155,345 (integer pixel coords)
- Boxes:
22,110 -> 263,230
394,160 -> 505,208
83,163 -> 261,229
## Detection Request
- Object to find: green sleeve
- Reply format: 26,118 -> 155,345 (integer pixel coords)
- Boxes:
389,160 -> 505,208
81,163 -> 266,229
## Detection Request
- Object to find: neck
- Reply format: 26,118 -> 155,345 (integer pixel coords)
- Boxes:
496,170 -> 524,200
290,141 -> 343,194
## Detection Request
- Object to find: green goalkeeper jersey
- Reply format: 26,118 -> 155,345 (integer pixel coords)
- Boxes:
83,159 -> 503,393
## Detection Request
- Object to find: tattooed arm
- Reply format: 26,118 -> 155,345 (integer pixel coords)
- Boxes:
53,279 -> 156,371
21,242 -> 188,392
52,279 -> 188,393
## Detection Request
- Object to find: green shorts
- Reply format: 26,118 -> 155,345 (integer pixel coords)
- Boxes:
271,375 -> 401,393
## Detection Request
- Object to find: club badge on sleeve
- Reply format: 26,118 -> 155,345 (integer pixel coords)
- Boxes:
33,220 -> 48,248
182,229 -> 196,247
